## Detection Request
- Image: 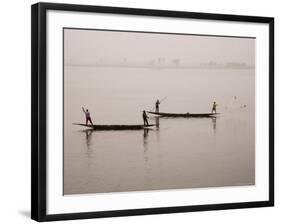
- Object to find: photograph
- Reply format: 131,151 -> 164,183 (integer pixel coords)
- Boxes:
63,28 -> 255,195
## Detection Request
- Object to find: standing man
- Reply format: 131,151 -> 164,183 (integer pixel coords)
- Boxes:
142,110 -> 149,126
155,99 -> 160,113
82,107 -> 94,125
211,101 -> 218,113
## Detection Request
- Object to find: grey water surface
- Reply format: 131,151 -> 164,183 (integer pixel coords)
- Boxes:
63,67 -> 255,195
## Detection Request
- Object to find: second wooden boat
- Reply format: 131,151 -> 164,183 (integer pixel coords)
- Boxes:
147,111 -> 219,117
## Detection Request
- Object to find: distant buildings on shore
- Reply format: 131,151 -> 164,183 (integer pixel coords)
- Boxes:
67,58 -> 254,69
199,61 -> 253,69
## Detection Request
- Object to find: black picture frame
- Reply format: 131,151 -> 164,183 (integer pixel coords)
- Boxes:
31,2 -> 274,222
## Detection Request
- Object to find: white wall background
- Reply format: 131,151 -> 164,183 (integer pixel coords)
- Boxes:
0,0 -> 279,223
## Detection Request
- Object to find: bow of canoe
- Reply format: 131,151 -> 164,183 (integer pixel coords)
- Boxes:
73,123 -> 156,130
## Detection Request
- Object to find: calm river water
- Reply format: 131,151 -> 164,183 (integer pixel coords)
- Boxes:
64,67 -> 255,195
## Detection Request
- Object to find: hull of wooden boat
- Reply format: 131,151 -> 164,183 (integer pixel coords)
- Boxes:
73,123 -> 156,130
147,111 -> 219,117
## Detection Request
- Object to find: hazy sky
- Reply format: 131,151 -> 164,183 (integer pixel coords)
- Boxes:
64,28 -> 255,66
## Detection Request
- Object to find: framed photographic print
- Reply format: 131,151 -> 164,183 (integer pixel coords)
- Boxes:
31,2 -> 274,222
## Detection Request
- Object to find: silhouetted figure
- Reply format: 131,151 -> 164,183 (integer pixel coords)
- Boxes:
142,110 -> 149,126
211,101 -> 218,113
82,107 -> 94,125
155,99 -> 160,112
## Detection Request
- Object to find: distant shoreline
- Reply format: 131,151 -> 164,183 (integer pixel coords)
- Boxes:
65,64 -> 255,70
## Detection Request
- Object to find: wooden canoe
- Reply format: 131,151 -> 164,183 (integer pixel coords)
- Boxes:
147,111 -> 219,117
73,123 -> 156,130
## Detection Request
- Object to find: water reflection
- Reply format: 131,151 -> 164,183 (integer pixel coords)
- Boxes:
142,117 -> 162,162
143,129 -> 149,161
81,129 -> 94,157
150,115 -> 217,132
84,129 -> 93,149
154,117 -> 160,143
80,129 -> 95,171
83,130 -> 93,151
155,117 -> 160,129
211,117 -> 217,133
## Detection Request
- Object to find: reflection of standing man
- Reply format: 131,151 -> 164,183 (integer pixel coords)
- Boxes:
85,129 -> 93,150
211,101 -> 218,113
82,107 -> 94,125
155,116 -> 160,129
142,110 -> 149,126
212,117 -> 217,132
155,99 -> 160,112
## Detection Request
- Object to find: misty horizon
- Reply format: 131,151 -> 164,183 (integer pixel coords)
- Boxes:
65,61 -> 254,69
64,29 -> 255,69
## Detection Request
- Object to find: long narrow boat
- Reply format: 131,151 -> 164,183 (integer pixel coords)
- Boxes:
73,123 -> 156,130
147,111 -> 219,117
